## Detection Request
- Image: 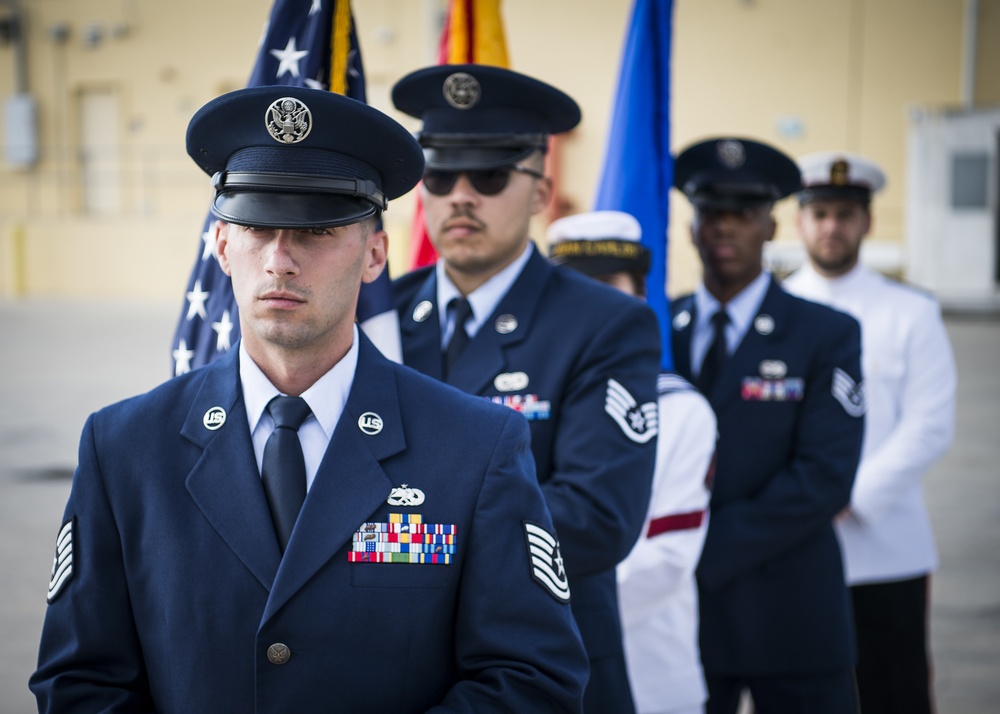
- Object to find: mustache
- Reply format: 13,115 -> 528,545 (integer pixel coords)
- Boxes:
442,205 -> 486,231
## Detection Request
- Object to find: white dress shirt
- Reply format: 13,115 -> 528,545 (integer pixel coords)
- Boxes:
239,325 -> 360,492
436,241 -> 534,348
691,270 -> 771,376
784,263 -> 957,584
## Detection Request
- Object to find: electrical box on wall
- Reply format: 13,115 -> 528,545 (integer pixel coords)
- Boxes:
4,93 -> 38,168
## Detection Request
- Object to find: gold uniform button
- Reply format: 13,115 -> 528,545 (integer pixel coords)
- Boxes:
267,643 -> 291,665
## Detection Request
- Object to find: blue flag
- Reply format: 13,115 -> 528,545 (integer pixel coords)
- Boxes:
171,0 -> 401,375
594,0 -> 673,371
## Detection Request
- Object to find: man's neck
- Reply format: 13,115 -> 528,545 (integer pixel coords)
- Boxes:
809,257 -> 859,279
704,269 -> 762,305
242,334 -> 352,396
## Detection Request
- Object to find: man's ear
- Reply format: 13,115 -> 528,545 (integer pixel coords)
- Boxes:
361,229 -> 389,284
530,175 -> 553,216
765,215 -> 777,243
215,221 -> 232,276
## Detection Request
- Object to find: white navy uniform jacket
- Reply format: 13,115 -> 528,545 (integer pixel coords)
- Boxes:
784,263 -> 957,584
31,335 -> 590,713
617,374 -> 714,714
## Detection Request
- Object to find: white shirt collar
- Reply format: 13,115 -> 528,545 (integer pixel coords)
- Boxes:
694,270 -> 772,350
789,261 -> 867,298
436,241 -> 534,339
240,324 -> 360,440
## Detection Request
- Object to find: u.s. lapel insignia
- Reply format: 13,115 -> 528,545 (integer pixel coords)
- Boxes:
358,412 -> 383,435
523,521 -> 570,602
672,310 -> 691,330
759,360 -> 787,379
412,300 -> 433,323
832,368 -> 866,417
494,371 -> 529,392
388,484 -> 426,507
495,314 -> 518,334
203,406 -> 226,430
605,379 -> 658,444
46,518 -> 75,603
754,314 -> 775,335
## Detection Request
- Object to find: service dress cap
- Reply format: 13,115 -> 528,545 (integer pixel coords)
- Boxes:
546,210 -> 651,277
391,64 -> 581,170
674,137 -> 801,210
186,85 -> 424,228
797,151 -> 886,205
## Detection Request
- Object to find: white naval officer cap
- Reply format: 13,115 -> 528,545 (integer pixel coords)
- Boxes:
546,211 -> 650,277
796,151 -> 886,206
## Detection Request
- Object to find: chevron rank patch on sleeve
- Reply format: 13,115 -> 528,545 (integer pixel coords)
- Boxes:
604,378 -> 658,444
523,521 -> 570,602
832,367 -> 866,417
46,518 -> 75,604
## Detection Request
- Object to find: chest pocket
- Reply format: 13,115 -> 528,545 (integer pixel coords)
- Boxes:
351,561 -> 455,589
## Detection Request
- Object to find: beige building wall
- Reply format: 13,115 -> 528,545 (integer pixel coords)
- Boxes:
0,0 -> 992,299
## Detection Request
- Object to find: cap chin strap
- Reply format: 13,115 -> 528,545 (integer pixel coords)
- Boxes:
212,171 -> 386,210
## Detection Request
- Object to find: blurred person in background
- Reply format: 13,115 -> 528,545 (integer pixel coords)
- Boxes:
548,209 -> 716,714
784,151 -> 957,714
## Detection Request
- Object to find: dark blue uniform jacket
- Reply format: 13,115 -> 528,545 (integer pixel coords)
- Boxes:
672,278 -> 864,675
31,335 -> 589,713
394,247 -> 660,711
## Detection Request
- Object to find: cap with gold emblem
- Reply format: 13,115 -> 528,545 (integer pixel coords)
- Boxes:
391,64 -> 581,170
796,151 -> 886,206
674,137 -> 802,210
546,210 -> 651,277
186,86 -> 424,228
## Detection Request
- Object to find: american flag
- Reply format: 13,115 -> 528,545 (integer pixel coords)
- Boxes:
171,0 -> 401,375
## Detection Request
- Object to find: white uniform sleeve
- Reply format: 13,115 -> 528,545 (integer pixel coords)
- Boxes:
850,296 -> 956,522
617,389 -> 715,627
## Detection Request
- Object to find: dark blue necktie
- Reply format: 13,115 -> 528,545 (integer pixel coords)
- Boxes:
443,297 -> 473,378
698,309 -> 730,396
261,396 -> 312,553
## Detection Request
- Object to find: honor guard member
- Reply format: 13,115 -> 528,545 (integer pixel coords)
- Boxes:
671,138 -> 865,714
391,65 -> 661,713
30,86 -> 590,714
784,151 -> 957,714
548,210 -> 716,714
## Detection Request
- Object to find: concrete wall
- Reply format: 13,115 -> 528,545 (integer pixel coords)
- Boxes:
0,0 -> 994,299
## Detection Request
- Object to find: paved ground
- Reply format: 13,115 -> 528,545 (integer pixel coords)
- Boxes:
0,298 -> 997,713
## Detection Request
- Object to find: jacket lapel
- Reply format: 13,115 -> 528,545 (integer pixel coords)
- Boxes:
399,271 -> 444,380
182,351 -> 282,591
670,295 -> 696,381
446,247 -> 547,394
709,278 -> 791,413
262,336 -> 403,622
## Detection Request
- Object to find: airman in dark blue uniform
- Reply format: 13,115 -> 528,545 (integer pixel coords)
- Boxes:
670,137 -> 865,714
30,85 -> 589,713
391,65 -> 661,713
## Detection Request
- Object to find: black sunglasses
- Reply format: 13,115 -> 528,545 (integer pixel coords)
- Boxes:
422,165 -> 545,196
